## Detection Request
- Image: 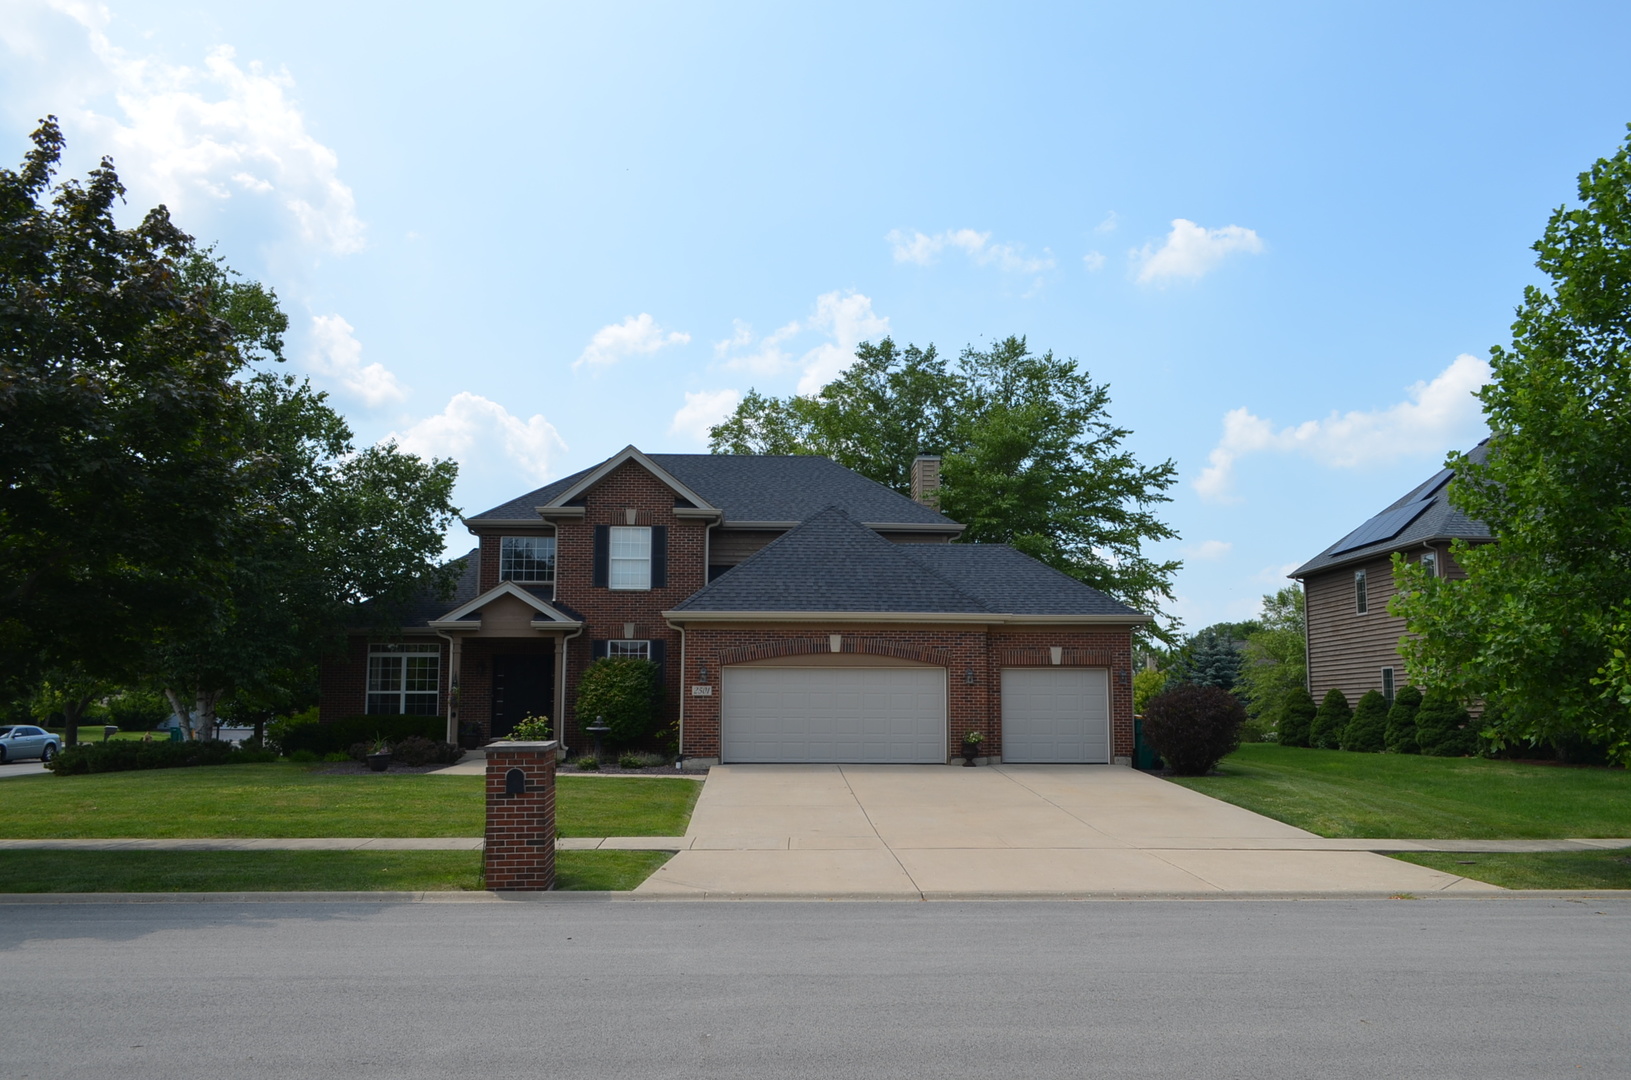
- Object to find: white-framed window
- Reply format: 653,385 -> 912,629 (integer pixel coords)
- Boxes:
500,536 -> 555,583
1354,569 -> 1369,614
1382,667 -> 1395,705
367,643 -> 440,715
1420,551 -> 1438,578
607,640 -> 651,660
609,526 -> 652,590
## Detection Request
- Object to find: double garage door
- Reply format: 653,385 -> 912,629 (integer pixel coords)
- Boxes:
720,665 -> 1110,764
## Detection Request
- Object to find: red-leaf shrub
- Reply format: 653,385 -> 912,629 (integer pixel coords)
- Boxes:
1142,683 -> 1245,776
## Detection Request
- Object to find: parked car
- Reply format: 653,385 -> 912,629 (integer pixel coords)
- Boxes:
0,725 -> 61,764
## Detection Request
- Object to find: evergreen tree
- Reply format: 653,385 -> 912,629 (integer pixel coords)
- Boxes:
1384,685 -> 1423,754
1416,690 -> 1478,757
1309,688 -> 1351,750
1342,689 -> 1390,753
1276,686 -> 1317,747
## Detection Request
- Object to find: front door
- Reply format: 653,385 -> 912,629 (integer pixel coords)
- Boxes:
491,651 -> 554,739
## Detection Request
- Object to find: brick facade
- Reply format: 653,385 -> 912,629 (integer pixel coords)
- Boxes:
483,742 -> 557,891
319,635 -> 449,724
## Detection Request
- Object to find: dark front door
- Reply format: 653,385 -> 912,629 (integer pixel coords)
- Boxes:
491,651 -> 554,739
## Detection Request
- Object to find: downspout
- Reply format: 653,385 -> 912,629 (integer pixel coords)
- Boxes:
435,630 -> 459,746
665,618 -> 686,764
558,624 -> 585,756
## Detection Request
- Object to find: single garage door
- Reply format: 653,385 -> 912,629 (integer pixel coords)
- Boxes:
722,666 -> 947,763
1001,668 -> 1110,763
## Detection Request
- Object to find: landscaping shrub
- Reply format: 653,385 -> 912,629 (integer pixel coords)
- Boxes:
46,739 -> 278,776
389,736 -> 464,767
1133,669 -> 1167,714
1416,690 -> 1478,757
1141,683 -> 1245,776
1384,685 -> 1423,754
1342,690 -> 1390,753
1276,686 -> 1316,747
1310,688 -> 1351,750
266,707 -> 318,755
617,751 -> 668,769
104,690 -> 172,731
574,755 -> 600,771
576,658 -> 662,747
277,715 -> 446,758
288,750 -> 319,763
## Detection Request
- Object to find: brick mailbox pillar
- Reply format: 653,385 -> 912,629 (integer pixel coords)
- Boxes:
484,740 -> 558,891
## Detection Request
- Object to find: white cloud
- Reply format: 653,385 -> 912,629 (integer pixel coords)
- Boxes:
1094,211 -> 1120,233
670,388 -> 742,444
305,314 -> 407,406
13,3 -> 366,255
1194,354 -> 1492,503
1255,562 -> 1302,584
574,313 -> 690,370
1188,539 -> 1233,561
886,228 -> 1055,274
387,393 -> 566,483
713,290 -> 890,394
1082,250 -> 1106,271
1131,218 -> 1263,285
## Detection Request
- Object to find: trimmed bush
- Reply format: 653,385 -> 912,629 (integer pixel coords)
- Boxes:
1341,690 -> 1390,753
389,736 -> 464,767
1310,688 -> 1351,749
1142,683 -> 1245,776
278,715 -> 446,758
1384,685 -> 1423,753
574,755 -> 600,771
266,707 -> 318,755
47,739 -> 278,775
618,751 -> 668,769
1275,686 -> 1317,747
576,658 -> 662,747
1416,690 -> 1478,757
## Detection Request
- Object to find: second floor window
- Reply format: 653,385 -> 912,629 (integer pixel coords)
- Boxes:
608,639 -> 651,660
1354,568 -> 1369,614
610,526 -> 651,590
1420,551 -> 1438,578
500,536 -> 555,584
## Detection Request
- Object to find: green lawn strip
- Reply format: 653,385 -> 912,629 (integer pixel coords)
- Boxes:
1167,743 -> 1631,839
1392,850 -> 1631,890
0,849 -> 673,892
0,766 -> 699,840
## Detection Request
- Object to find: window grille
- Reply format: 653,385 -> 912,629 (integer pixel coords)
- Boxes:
500,536 -> 556,583
609,527 -> 651,590
367,643 -> 440,715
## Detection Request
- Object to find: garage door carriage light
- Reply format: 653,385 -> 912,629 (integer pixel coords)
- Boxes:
964,666 -> 977,685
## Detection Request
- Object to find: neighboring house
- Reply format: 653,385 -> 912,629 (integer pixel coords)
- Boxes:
1290,440 -> 1492,707
320,446 -> 1150,765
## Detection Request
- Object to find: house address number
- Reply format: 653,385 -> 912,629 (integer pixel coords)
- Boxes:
690,685 -> 714,697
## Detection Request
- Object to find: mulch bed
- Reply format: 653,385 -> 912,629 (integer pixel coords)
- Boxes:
312,762 -> 459,775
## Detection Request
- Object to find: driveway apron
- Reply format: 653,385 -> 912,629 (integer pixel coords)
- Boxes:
634,764 -> 1497,898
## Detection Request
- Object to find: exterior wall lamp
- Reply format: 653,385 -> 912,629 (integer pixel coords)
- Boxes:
698,662 -> 709,684
964,667 -> 976,685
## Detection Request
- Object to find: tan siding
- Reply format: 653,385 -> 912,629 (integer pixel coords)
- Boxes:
709,529 -> 784,566
878,531 -> 953,544
1304,556 -> 1409,706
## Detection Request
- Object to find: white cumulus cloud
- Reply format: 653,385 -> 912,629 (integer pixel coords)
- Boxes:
12,3 -> 366,255
388,393 -> 566,483
574,313 -> 690,369
1194,354 -> 1492,503
670,388 -> 743,444
1082,250 -> 1106,271
305,314 -> 407,406
714,291 -> 890,394
887,228 -> 1055,274
1094,211 -> 1120,233
1188,539 -> 1233,561
1132,219 -> 1263,285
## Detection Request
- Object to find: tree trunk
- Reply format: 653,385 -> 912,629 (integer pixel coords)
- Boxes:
163,688 -> 194,739
195,689 -> 223,741
61,697 -> 91,748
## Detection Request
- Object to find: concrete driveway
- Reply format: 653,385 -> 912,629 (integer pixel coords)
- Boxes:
636,764 -> 1497,898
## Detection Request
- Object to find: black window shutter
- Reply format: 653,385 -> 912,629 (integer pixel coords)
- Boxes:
650,525 -> 667,589
592,525 -> 609,587
591,640 -> 608,661
650,639 -> 667,685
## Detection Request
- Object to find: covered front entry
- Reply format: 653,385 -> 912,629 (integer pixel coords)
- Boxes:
490,649 -> 555,739
721,666 -> 947,764
1000,668 -> 1110,763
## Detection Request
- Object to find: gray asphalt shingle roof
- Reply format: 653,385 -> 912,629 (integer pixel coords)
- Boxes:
669,506 -> 1144,618
1291,440 -> 1493,578
465,453 -> 957,527
353,548 -> 479,629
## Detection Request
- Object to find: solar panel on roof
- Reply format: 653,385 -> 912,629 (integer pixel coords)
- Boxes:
1330,500 -> 1432,555
1410,467 -> 1454,503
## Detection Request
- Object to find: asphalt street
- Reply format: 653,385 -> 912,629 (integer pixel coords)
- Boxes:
1,896 -> 1626,1079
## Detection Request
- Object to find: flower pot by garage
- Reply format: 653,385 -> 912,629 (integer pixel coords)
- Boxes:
961,744 -> 980,766
366,752 -> 391,772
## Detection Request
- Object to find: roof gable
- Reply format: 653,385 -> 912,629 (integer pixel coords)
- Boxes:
429,581 -> 582,627
536,445 -> 719,514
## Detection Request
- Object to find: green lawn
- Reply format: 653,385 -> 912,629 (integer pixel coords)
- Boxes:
0,849 -> 673,892
1393,850 -> 1631,890
0,765 -> 700,839
1168,743 -> 1631,838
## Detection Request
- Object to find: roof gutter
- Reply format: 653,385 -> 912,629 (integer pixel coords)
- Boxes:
661,610 -> 1153,626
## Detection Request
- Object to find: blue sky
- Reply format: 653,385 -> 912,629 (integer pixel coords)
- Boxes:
5,1 -> 1629,632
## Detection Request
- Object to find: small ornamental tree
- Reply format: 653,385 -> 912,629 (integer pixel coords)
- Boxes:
1133,668 -> 1167,714
1141,683 -> 1245,776
575,657 -> 662,747
1276,686 -> 1317,747
1342,690 -> 1390,753
1310,688 -> 1351,750
1384,685 -> 1424,754
1415,689 -> 1478,757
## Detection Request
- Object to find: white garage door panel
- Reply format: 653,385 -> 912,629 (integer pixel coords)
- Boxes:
723,667 -> 946,763
1002,668 -> 1110,763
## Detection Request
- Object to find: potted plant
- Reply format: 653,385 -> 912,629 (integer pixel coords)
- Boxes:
365,736 -> 392,772
961,731 -> 984,766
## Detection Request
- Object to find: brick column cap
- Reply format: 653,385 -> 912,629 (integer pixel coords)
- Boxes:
483,740 -> 560,752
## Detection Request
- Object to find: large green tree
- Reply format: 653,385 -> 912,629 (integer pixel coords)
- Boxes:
710,335 -> 1181,635
1392,123 -> 1631,765
1236,587 -> 1307,737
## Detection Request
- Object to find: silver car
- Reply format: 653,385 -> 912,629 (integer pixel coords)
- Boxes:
0,725 -> 61,764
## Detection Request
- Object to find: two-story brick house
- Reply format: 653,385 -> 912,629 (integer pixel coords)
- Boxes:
320,446 -> 1152,765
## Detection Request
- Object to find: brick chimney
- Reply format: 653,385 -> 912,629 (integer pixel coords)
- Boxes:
909,455 -> 942,509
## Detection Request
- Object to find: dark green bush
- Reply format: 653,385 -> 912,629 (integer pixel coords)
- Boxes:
1142,683 -> 1245,776
1310,688 -> 1351,749
104,690 -> 173,731
288,750 -> 319,763
47,739 -> 277,775
1384,685 -> 1423,753
384,736 -> 463,767
574,755 -> 600,771
265,707 -> 318,755
1416,690 -> 1478,757
1276,686 -> 1317,747
576,658 -> 662,747
278,715 -> 446,757
1342,690 -> 1390,752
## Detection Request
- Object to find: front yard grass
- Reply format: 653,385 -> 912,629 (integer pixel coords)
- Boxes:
1168,743 -> 1631,838
0,849 -> 673,892
0,765 -> 700,839
1393,850 -> 1631,890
